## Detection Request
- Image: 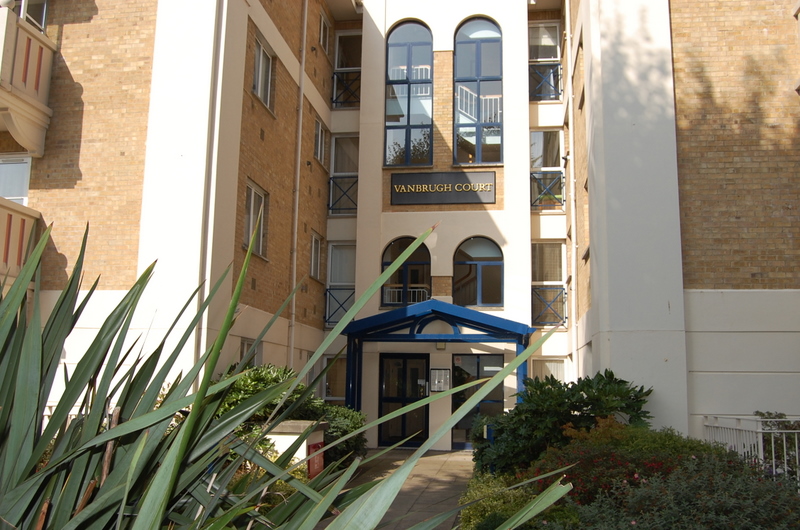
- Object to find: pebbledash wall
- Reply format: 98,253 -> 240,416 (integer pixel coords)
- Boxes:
4,0 -> 800,446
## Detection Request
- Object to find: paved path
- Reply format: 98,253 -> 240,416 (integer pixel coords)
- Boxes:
318,449 -> 474,529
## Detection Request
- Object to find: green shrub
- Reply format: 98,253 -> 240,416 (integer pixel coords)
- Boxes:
216,363 -> 367,469
524,417 -> 730,505
566,454 -> 800,529
471,371 -> 652,474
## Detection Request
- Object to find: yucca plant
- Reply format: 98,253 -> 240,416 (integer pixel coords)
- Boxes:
0,222 -> 570,529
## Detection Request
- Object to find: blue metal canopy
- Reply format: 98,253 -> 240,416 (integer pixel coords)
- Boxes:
342,299 -> 536,409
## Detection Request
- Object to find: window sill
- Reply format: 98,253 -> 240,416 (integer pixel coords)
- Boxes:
452,162 -> 503,169
242,243 -> 269,262
251,92 -> 277,119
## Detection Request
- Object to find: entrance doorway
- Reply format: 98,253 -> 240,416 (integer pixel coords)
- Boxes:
379,354 -> 429,447
452,354 -> 505,449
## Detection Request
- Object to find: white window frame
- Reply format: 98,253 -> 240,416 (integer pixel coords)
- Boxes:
528,22 -> 561,63
14,0 -> 47,31
329,135 -> 359,215
319,14 -> 331,54
254,39 -> 276,110
0,157 -> 31,206
239,338 -> 263,368
531,241 -> 567,326
314,119 -> 327,163
310,232 -> 322,280
244,181 -> 268,257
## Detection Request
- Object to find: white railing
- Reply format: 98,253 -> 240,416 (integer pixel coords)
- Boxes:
456,84 -> 502,123
704,415 -> 800,484
382,284 -> 430,305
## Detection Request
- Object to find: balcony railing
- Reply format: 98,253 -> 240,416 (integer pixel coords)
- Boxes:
704,415 -> 800,486
325,287 -> 355,326
332,70 -> 360,108
0,196 -> 42,295
532,286 -> 566,325
529,62 -> 561,102
0,7 -> 55,156
531,171 -> 564,210
329,175 -> 358,214
382,284 -> 430,306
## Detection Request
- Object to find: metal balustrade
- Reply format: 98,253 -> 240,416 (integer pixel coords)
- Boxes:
529,62 -> 561,102
531,286 -> 566,325
530,171 -> 564,210
329,176 -> 358,214
332,70 -> 361,108
382,284 -> 430,306
704,415 -> 800,487
325,287 -> 355,326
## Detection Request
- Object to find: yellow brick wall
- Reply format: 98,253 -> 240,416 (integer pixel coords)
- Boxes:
28,0 -> 157,291
671,0 -> 800,289
236,19 -> 330,329
570,39 -> 591,319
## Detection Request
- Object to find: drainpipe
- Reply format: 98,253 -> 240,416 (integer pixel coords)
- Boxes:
194,0 -> 226,389
564,0 -> 579,379
288,0 -> 310,370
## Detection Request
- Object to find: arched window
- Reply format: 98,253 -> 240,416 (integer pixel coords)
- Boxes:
382,237 -> 431,306
385,22 -> 433,166
454,18 -> 502,164
453,237 -> 503,306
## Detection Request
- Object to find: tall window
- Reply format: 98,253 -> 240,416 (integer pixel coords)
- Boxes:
530,130 -> 564,209
453,237 -> 503,307
254,40 -> 276,110
326,243 -> 356,325
320,15 -> 331,55
529,23 -> 561,101
314,119 -> 328,163
0,158 -> 31,206
381,238 -> 431,306
329,135 -> 358,215
13,0 -> 47,31
531,242 -> 566,325
244,181 -> 268,257
310,232 -> 322,280
385,22 -> 433,166
454,18 -> 503,164
333,32 -> 362,108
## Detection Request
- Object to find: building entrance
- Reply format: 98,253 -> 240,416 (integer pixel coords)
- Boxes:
379,353 -> 429,447
452,354 -> 505,449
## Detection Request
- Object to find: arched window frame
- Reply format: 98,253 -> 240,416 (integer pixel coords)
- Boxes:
454,18 -> 503,165
381,237 -> 432,306
453,236 -> 504,307
384,22 -> 434,166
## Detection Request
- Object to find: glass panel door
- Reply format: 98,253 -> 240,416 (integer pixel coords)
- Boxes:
452,354 -> 504,449
379,354 -> 429,447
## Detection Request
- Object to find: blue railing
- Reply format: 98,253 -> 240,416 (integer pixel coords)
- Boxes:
529,63 -> 561,101
329,176 -> 358,214
530,171 -> 564,210
532,286 -> 566,325
332,70 -> 361,108
326,287 -> 355,326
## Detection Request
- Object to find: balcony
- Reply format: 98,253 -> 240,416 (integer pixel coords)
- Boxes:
0,196 -> 42,296
531,170 -> 564,210
529,62 -> 561,102
532,285 -> 566,325
0,7 -> 55,156
329,175 -> 358,214
332,70 -> 360,109
382,284 -> 430,306
325,287 -> 355,326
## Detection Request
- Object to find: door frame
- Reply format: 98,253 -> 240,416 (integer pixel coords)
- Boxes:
378,353 -> 430,447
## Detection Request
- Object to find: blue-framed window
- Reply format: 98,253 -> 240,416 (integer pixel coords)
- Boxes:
385,22 -> 433,166
454,18 -> 503,164
382,237 -> 431,306
453,237 -> 503,307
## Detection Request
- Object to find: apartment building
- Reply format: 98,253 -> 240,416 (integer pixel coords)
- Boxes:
1,0 -> 798,450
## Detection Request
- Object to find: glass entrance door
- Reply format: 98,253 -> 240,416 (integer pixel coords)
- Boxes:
452,354 -> 505,449
379,354 -> 429,447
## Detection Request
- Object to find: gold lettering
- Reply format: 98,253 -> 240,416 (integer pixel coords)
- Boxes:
394,185 -> 405,193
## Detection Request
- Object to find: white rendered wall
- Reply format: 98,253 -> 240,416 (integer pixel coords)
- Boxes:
575,0 -> 688,432
684,290 -> 800,437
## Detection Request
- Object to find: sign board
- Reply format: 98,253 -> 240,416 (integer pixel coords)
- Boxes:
391,171 -> 496,205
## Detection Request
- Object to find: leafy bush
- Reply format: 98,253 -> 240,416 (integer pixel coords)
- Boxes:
471,371 -> 652,474
216,363 -> 368,470
565,454 -> 800,529
524,417 -> 729,504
